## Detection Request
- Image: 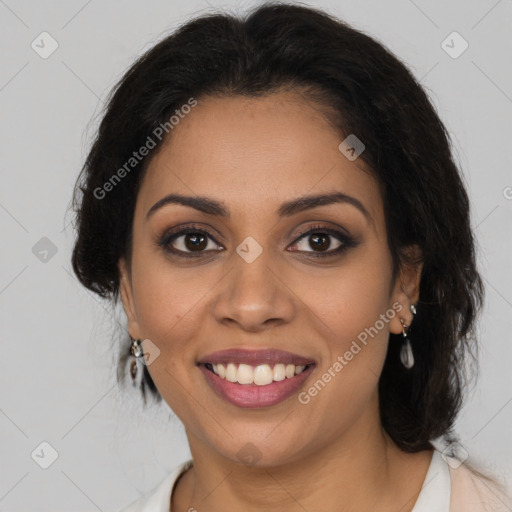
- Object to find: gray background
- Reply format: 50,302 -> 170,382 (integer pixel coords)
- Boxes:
1,0 -> 511,510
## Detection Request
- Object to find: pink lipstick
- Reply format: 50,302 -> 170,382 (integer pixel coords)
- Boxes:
197,349 -> 316,408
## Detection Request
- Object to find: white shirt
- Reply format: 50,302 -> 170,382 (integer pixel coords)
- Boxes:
119,449 -> 512,511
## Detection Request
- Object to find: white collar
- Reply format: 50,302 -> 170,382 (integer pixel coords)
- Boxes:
411,449 -> 451,512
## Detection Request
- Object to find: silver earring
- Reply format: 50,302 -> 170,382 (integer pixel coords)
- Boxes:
399,317 -> 414,369
127,339 -> 144,387
131,338 -> 143,358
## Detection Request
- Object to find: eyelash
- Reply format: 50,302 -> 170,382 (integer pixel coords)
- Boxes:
157,223 -> 358,260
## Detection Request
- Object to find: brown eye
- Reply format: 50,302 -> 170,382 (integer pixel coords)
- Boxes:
288,225 -> 353,258
167,231 -> 219,253
182,233 -> 208,251
305,233 -> 340,252
158,226 -> 223,258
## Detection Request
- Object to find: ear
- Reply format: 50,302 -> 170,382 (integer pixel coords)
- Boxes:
118,257 -> 142,340
389,244 -> 423,336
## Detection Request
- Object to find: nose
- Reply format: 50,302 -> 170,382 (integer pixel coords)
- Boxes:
212,248 -> 296,332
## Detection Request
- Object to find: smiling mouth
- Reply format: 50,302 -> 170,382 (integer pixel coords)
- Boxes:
196,348 -> 317,407
201,362 -> 314,386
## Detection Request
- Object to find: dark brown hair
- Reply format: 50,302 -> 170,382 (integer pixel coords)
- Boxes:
71,2 -> 484,453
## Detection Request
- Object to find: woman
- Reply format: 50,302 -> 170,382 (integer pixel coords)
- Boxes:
71,2 -> 512,511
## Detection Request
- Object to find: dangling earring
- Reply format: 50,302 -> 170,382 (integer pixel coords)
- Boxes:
399,304 -> 417,369
127,338 -> 144,387
131,338 -> 143,357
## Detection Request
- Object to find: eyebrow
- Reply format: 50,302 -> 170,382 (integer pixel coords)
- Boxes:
145,191 -> 372,225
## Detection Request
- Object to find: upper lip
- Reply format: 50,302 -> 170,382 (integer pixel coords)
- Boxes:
197,349 -> 316,367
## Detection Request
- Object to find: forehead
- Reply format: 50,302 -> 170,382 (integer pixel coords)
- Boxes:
138,92 -> 382,226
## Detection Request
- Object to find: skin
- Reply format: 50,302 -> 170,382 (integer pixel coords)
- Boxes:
119,90 -> 431,512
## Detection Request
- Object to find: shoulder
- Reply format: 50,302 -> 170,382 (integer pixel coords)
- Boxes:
446,455 -> 512,512
119,459 -> 193,512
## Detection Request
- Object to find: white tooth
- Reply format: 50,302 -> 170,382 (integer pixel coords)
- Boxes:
237,364 -> 254,384
214,362 -> 304,384
226,363 -> 238,382
217,364 -> 226,378
285,364 -> 296,378
254,364 -> 273,385
273,363 -> 286,381
295,365 -> 306,375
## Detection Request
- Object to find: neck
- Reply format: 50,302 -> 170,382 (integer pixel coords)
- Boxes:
172,401 -> 432,512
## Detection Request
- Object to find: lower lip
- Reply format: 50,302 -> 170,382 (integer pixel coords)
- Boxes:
198,364 -> 315,408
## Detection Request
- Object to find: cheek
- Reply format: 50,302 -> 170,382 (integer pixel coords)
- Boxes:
131,226 -> 208,307
302,280 -> 393,431
128,260 -> 210,416
308,254 -> 393,343
303,253 -> 394,413
129,255 -> 212,354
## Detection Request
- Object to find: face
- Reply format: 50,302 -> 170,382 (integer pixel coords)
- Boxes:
119,90 -> 422,466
